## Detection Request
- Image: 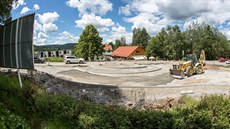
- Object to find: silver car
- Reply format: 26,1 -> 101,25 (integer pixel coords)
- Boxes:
226,60 -> 230,64
64,56 -> 85,64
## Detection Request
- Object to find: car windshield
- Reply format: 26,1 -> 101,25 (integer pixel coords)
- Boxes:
67,56 -> 76,59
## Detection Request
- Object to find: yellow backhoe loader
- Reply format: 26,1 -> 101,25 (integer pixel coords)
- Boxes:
169,50 -> 206,79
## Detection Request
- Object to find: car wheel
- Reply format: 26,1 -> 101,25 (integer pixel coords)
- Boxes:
79,60 -> 83,64
66,61 -> 70,64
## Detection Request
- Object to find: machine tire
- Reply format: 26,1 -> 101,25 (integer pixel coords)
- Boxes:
186,66 -> 193,77
66,61 -> 70,64
79,60 -> 83,64
196,66 -> 203,74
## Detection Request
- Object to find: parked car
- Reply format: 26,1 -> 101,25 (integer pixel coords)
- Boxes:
64,56 -> 84,64
34,57 -> 45,63
218,57 -> 226,62
149,56 -> 156,61
226,60 -> 230,64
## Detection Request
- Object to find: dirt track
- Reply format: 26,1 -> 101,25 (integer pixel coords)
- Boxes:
33,61 -> 230,102
35,61 -> 230,87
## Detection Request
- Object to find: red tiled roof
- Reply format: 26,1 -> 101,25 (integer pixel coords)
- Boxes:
104,43 -> 113,51
112,46 -> 140,58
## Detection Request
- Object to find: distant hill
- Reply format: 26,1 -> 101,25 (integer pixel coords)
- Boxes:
34,43 -> 76,51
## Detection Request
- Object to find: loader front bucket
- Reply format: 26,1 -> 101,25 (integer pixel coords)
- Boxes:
169,69 -> 185,79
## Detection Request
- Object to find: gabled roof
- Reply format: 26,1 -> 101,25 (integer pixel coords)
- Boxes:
104,43 -> 113,51
112,46 -> 140,58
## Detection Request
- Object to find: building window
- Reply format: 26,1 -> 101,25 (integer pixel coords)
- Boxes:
136,50 -> 141,54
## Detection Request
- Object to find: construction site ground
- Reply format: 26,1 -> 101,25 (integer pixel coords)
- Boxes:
34,60 -> 230,100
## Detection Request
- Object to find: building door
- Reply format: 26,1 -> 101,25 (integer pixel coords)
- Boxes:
56,51 -> 59,57
48,52 -> 51,57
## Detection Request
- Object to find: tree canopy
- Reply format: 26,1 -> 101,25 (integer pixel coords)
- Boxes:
0,0 -> 16,24
146,23 -> 230,60
73,25 -> 103,60
132,27 -> 150,49
114,37 -> 127,50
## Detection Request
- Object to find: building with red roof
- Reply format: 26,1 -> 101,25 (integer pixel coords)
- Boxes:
112,46 -> 145,58
103,43 -> 113,52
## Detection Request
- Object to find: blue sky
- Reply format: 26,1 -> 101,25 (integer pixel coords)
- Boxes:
11,0 -> 230,45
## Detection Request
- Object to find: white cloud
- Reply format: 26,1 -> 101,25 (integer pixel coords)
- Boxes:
220,28 -> 230,39
38,32 -> 48,39
43,23 -> 58,33
120,0 -> 230,37
34,20 -> 42,31
102,24 -> 132,44
38,12 -> 59,24
33,4 -> 40,10
183,18 -> 204,30
34,12 -> 60,45
157,0 -> 209,20
35,38 -> 47,45
119,0 -> 158,16
66,0 -> 112,16
56,31 -> 79,44
12,0 -> 26,9
60,31 -> 78,41
124,13 -> 166,35
75,14 -> 115,32
119,5 -> 131,16
35,32 -> 48,45
120,0 -> 209,20
20,7 -> 30,14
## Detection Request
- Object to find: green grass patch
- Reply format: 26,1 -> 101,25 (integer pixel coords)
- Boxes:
45,57 -> 64,62
177,95 -> 198,108
224,65 -> 230,68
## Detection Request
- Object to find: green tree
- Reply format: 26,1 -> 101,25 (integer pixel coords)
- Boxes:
73,25 -> 103,60
146,28 -> 166,59
132,28 -> 140,46
184,22 -> 230,60
114,37 -> 126,50
132,27 -> 150,49
108,42 -> 114,50
120,37 -> 126,45
146,23 -> 230,60
167,25 -> 185,60
140,28 -> 150,49
0,0 -> 17,24
146,25 -> 184,60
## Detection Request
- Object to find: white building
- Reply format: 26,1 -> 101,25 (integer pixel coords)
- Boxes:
59,50 -> 64,57
66,50 -> 72,56
43,51 -> 48,57
51,51 -> 56,57
35,49 -> 72,58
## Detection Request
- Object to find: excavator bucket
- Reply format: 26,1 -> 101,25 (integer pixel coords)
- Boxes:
169,69 -> 185,79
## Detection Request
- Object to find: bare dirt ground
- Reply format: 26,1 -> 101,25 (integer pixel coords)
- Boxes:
34,60 -> 230,102
35,60 -> 230,87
